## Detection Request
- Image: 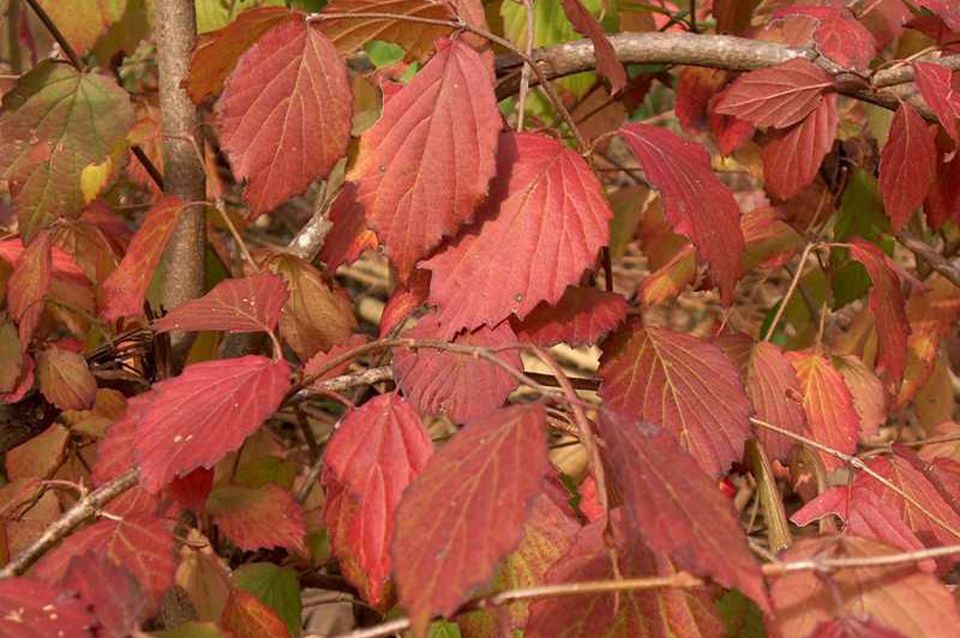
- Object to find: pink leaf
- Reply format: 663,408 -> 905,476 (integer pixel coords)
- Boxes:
218,18 -> 351,216
207,483 -> 306,553
322,393 -> 432,606
393,314 -> 521,422
423,132 -> 612,336
0,577 -> 94,638
511,286 -> 628,347
914,62 -> 960,142
558,0 -> 626,93
619,123 -> 744,304
349,38 -> 501,280
714,59 -> 834,128
59,553 -> 146,638
152,272 -> 288,334
762,92 -> 838,200
879,103 -> 937,231
134,356 -> 291,492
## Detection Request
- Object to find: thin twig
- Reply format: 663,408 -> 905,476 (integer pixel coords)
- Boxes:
515,0 -> 534,132
764,243 -> 816,341
897,231 -> 960,290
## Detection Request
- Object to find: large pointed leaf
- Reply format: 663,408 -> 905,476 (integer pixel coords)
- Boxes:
0,61 -> 134,240
100,197 -> 185,321
317,0 -> 456,60
392,402 -> 550,636
762,92 -> 838,200
511,286 -> 628,347
6,232 -> 52,346
619,123 -> 743,304
525,513 -> 724,638
218,17 -> 352,216
770,536 -> 960,638
322,392 -> 432,606
599,320 -> 752,475
787,351 -> 861,470
714,59 -> 833,129
596,412 -> 768,610
423,132 -> 612,337
34,513 -> 176,614
152,272 -> 288,334
744,341 -> 806,461
849,240 -> 911,386
207,484 -> 306,553
392,314 -> 521,423
0,577 -> 94,638
879,103 -> 937,231
349,38 -> 500,279
134,356 -> 291,492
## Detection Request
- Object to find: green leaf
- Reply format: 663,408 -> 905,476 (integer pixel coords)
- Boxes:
718,590 -> 766,638
835,168 -> 890,244
233,563 -> 302,637
365,40 -> 405,68
234,456 -> 299,489
0,61 -> 133,241
153,622 -> 225,638
427,621 -> 462,638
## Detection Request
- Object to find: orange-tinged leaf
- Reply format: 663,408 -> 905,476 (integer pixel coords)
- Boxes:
511,286 -> 628,347
222,589 -> 290,638
349,38 -> 500,280
36,346 -> 96,411
34,513 -> 175,614
914,62 -> 960,142
218,18 -> 352,217
849,240 -> 910,386
188,7 -> 298,103
879,103 -> 937,231
741,207 -> 805,271
322,393 -> 432,606
559,0 -> 626,92
392,402 -> 550,636
770,536 -> 960,638
619,123 -> 743,304
0,322 -> 22,393
6,232 -> 52,346
134,356 -> 291,492
36,0 -> 112,55
762,92 -> 838,200
745,341 -> 806,461
787,351 -> 861,470
423,132 -> 612,337
152,272 -> 288,334
100,197 -> 184,321
596,412 -> 768,610
835,354 -> 887,439
0,577 -> 94,638
393,314 -> 521,422
207,484 -> 306,553
317,0 -> 456,60
379,269 -> 430,337
714,59 -> 833,129
599,320 -> 752,475
639,243 -> 697,306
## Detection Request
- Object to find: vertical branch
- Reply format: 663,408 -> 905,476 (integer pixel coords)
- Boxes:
6,0 -> 23,73
155,0 -> 206,356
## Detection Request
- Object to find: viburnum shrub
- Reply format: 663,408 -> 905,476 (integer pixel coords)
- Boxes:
2,0 -> 960,637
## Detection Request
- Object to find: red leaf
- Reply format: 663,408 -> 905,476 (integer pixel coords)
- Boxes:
558,0 -> 626,93
100,197 -> 184,321
188,7 -> 298,103
917,0 -> 960,32
349,38 -> 500,280
525,513 -> 724,638
6,231 -> 52,346
322,393 -> 432,606
393,314 -> 521,422
835,355 -> 887,440
849,240 -> 911,386
762,92 -> 838,200
93,395 -> 149,485
168,467 -> 215,513
787,351 -> 861,470
36,346 -> 97,410
207,484 -> 306,553
597,412 -> 768,610
318,182 -> 379,272
218,18 -> 351,217
714,59 -> 834,128
134,356 -> 291,492
791,484 -> 933,571
317,0 -> 456,60
745,341 -> 806,461
302,334 -> 369,386
925,138 -> 960,228
619,123 -> 744,304
379,269 -> 430,337
152,272 -> 288,334
879,103 -> 937,231
770,536 -> 960,638
741,206 -> 805,271
914,62 -> 960,142
34,513 -> 175,614
675,67 -> 727,133
0,577 -> 93,638
423,132 -> 612,336
598,320 -> 752,476
392,402 -> 550,636
222,588 -> 290,638
511,286 -> 628,347
59,553 -> 145,638
811,618 -> 909,638
773,6 -> 877,70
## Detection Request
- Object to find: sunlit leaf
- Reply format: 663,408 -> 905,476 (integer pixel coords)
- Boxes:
714,59 -> 833,128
